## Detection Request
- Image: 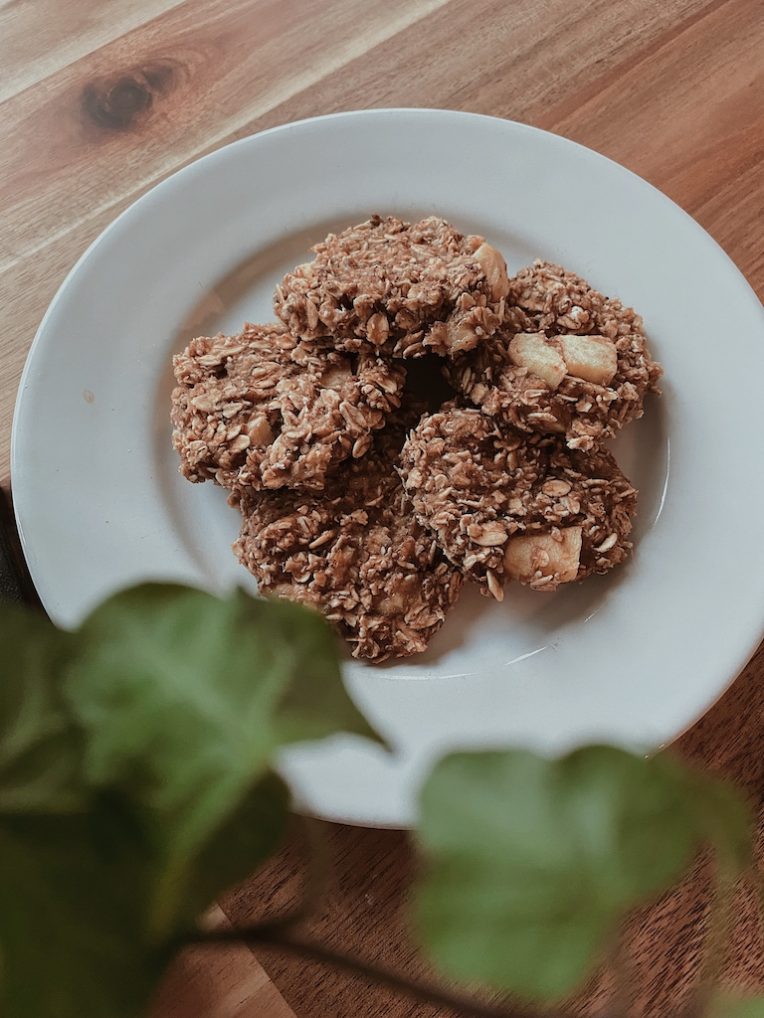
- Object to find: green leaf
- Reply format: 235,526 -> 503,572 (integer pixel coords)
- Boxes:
0,604 -> 160,1018
0,588 -> 308,1018
414,746 -> 752,1002
63,584 -> 378,933
683,769 -> 752,875
184,770 -> 289,928
0,795 -> 163,1018
709,993 -> 764,1017
0,605 -> 83,814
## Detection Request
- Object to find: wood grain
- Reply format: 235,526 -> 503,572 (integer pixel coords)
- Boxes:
1,1 -> 762,1015
149,907 -> 295,1018
0,0 -> 185,102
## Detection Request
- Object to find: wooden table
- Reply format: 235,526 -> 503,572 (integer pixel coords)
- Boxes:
2,1 -> 762,1015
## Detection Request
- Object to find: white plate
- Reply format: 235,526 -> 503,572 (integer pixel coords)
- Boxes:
12,110 -> 764,828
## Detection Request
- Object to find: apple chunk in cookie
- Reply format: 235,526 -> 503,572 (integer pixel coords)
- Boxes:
446,260 -> 662,450
399,404 -> 637,599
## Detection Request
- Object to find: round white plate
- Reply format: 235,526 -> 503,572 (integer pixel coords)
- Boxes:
13,110 -> 764,828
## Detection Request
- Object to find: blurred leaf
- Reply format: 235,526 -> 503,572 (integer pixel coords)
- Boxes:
414,746 -> 752,1002
0,795 -> 162,1018
0,586 -> 344,1016
184,770 -> 289,929
63,584 -> 377,933
709,993 -> 764,1017
0,606 -> 83,814
683,770 -> 752,875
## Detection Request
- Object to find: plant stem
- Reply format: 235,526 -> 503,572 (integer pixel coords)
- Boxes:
188,924 -> 568,1018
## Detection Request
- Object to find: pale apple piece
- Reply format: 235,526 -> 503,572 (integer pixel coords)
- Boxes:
474,242 -> 510,300
504,527 -> 583,585
508,333 -> 567,389
559,334 -> 618,386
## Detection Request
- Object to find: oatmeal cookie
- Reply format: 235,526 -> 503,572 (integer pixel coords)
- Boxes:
446,260 -> 662,449
399,405 -> 637,600
232,408 -> 463,661
171,322 -> 405,493
274,215 -> 509,359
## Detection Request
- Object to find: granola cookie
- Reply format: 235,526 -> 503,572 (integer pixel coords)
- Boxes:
274,215 -> 509,359
171,323 -> 405,493
232,409 -> 463,662
446,261 -> 662,450
399,405 -> 637,600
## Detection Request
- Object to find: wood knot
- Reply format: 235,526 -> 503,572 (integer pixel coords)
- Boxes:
81,60 -> 180,131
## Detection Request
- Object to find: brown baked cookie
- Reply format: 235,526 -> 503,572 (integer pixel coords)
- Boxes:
446,260 -> 662,450
274,215 -> 509,359
399,404 -> 637,600
232,407 -> 463,662
171,322 -> 405,493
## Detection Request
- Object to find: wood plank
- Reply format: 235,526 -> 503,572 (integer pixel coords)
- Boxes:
227,0 -> 716,147
0,0 -> 186,102
221,826 -> 453,1018
0,0 -> 712,272
545,0 -> 764,217
0,0 -> 448,272
694,161 -> 764,290
150,906 -> 296,1018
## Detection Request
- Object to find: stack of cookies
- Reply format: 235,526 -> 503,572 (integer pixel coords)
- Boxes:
171,215 -> 661,661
